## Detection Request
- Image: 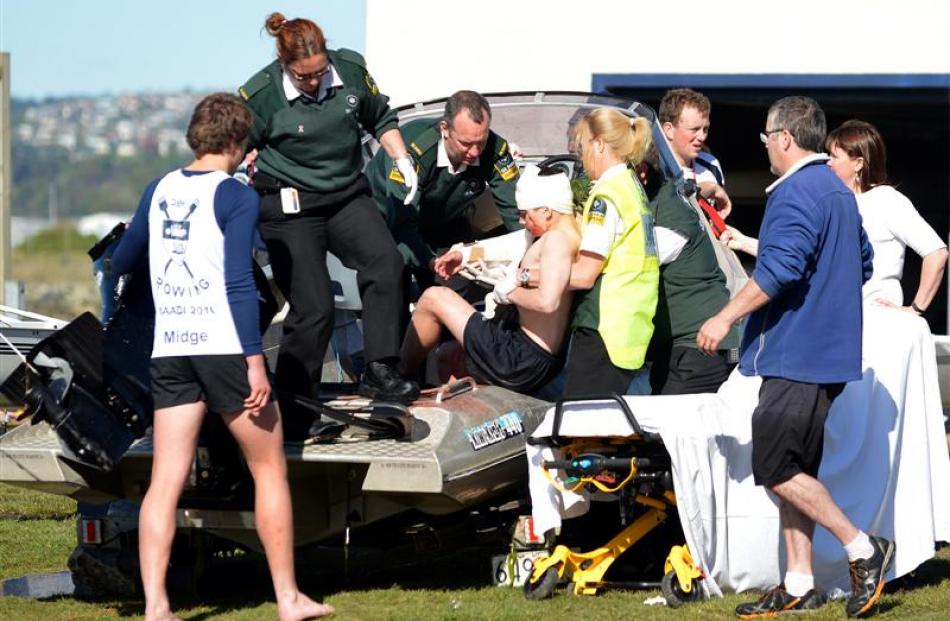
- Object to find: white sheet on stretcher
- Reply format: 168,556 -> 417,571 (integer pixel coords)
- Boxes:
527,305 -> 950,596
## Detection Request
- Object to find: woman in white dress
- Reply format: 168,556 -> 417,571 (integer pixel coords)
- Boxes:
724,121 -> 948,317
826,120 -> 947,315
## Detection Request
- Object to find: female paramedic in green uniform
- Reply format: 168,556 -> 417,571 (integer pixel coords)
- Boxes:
240,12 -> 420,416
562,108 -> 659,396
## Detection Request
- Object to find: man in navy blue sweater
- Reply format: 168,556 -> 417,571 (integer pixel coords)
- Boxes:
697,97 -> 892,619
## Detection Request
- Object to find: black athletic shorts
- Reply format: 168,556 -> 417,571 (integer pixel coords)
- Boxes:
463,314 -> 561,393
751,377 -> 844,487
151,354 -> 263,414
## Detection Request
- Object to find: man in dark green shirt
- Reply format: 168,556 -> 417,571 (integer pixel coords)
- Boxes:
645,88 -> 738,395
365,90 -> 522,280
648,176 -> 739,394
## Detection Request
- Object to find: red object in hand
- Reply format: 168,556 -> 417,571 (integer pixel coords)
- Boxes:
697,196 -> 726,239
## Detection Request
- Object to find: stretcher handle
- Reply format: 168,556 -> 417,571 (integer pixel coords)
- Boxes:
543,456 -> 654,471
538,393 -> 654,447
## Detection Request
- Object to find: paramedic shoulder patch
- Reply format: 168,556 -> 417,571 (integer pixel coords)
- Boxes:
389,163 -> 404,185
388,159 -> 419,185
238,71 -> 270,101
589,196 -> 608,225
364,71 -> 380,96
495,150 -> 518,182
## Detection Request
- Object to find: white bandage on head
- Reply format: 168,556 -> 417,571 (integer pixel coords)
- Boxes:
516,164 -> 574,215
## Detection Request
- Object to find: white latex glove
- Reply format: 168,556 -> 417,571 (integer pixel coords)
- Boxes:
482,292 -> 498,319
394,156 -> 418,205
476,264 -> 508,287
490,267 -> 519,305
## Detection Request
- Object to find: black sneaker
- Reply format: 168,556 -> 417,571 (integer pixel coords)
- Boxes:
846,535 -> 895,618
358,361 -> 420,403
735,585 -> 827,618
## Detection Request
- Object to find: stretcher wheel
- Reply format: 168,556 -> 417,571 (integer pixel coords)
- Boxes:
523,566 -> 559,600
661,570 -> 701,607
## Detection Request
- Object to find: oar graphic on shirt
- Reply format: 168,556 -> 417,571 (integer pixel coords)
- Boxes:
159,198 -> 199,280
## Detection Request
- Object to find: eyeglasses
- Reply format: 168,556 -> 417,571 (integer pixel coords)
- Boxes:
286,64 -> 331,82
759,128 -> 785,144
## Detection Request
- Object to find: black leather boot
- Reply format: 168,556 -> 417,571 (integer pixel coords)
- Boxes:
357,360 -> 420,403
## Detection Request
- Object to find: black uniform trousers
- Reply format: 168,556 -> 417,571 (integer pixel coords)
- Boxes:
258,180 -> 404,410
562,328 -> 639,398
649,344 -> 735,395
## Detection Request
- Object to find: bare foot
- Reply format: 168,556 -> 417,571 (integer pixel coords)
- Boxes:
143,608 -> 183,621
278,591 -> 334,620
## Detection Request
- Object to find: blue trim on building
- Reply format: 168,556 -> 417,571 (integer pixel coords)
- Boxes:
592,73 -> 950,92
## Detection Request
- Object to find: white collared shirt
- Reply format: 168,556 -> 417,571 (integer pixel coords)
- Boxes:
579,163 -> 631,257
765,153 -> 830,194
436,137 -> 480,176
282,64 -> 345,103
591,163 -> 629,189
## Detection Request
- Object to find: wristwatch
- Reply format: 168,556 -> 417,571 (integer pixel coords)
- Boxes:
519,268 -> 530,287
911,301 -> 926,315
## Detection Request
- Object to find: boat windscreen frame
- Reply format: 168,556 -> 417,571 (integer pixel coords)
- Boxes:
390,90 -> 685,189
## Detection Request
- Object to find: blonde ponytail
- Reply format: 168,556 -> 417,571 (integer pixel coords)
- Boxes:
625,116 -> 652,167
574,108 -> 653,168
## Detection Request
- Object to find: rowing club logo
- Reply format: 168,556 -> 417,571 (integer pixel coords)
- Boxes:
159,198 -> 198,278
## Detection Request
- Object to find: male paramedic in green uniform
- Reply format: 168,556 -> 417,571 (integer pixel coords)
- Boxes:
365,90 -> 522,288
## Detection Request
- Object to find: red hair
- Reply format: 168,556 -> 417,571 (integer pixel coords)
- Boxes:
264,12 -> 326,63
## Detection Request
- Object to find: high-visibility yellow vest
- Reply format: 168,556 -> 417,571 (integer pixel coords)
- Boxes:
572,169 -> 659,369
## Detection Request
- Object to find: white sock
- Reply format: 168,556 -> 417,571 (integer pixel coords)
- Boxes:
844,531 -> 875,562
784,571 -> 814,597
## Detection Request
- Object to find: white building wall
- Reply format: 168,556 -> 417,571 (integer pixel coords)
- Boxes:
366,0 -> 950,106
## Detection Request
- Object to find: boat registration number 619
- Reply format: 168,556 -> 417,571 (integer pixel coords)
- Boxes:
490,550 -> 548,587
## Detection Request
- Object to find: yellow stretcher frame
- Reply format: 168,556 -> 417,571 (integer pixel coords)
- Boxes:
529,490 -> 674,596
524,439 -> 704,603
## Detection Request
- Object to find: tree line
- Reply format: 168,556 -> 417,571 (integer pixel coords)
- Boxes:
13,144 -> 188,219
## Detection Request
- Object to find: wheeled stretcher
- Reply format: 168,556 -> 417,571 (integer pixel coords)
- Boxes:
522,395 -> 703,604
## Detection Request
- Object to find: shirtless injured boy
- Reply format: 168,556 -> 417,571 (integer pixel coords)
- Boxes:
398,165 -> 581,393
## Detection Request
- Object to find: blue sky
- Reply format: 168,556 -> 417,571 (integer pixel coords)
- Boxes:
0,0 -> 366,100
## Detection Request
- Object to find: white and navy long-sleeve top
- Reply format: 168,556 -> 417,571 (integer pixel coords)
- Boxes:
111,169 -> 262,357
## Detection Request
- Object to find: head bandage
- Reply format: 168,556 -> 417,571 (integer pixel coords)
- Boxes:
516,165 -> 574,215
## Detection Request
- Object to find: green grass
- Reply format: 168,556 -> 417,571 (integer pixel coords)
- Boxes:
0,483 -> 77,521
1,488 -> 949,619
0,518 -> 76,581
0,550 -> 947,620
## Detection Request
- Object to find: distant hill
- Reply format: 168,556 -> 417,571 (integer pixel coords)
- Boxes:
11,92 -> 205,218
